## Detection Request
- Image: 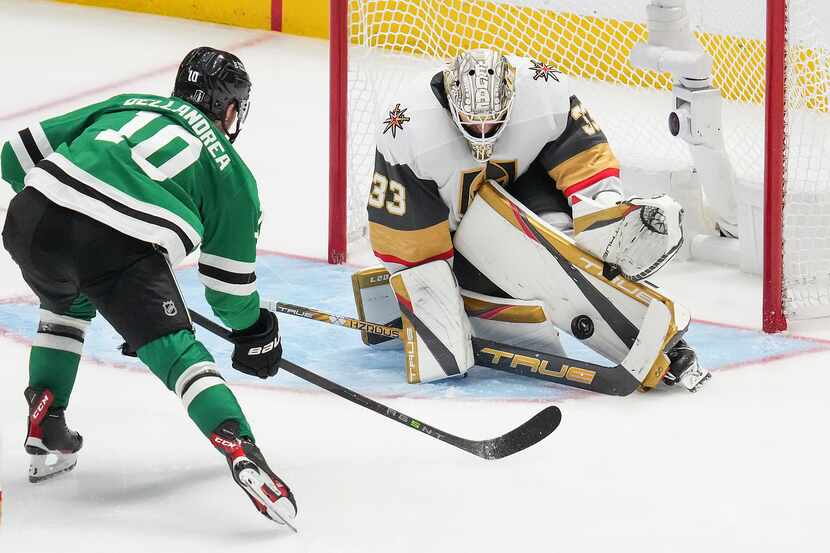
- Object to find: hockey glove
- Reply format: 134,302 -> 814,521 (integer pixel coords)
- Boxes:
229,308 -> 282,379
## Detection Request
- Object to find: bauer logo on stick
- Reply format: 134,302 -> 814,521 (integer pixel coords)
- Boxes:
382,103 -> 410,138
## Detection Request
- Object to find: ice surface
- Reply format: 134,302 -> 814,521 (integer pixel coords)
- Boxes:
0,2 -> 829,552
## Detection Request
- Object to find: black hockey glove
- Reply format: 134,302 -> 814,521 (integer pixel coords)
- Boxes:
229,308 -> 282,379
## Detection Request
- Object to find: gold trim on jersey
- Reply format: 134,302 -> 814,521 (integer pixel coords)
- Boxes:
369,220 -> 453,264
547,143 -> 619,192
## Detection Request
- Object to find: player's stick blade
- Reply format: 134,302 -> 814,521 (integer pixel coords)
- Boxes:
475,405 -> 562,460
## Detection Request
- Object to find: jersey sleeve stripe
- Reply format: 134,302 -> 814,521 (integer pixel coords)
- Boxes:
19,129 -> 45,166
546,143 -> 620,195
30,123 -> 54,159
199,253 -> 256,274
9,124 -> 53,172
561,167 -> 621,198
369,220 -> 454,266
374,248 -> 454,268
199,273 -> 257,296
9,133 -> 35,172
198,263 -> 256,285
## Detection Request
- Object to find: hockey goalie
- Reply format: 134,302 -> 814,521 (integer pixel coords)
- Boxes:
356,48 -> 710,393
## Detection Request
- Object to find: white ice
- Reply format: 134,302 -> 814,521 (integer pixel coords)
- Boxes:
0,2 -> 828,551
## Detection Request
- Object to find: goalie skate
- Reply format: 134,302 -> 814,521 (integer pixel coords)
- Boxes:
663,340 -> 711,392
24,388 -> 83,483
210,420 -> 298,530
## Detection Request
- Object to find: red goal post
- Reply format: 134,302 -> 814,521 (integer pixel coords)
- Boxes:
763,0 -> 787,332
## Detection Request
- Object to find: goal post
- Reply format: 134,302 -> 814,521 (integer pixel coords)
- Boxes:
328,0 -> 830,332
763,0 -> 787,332
329,0 -> 349,264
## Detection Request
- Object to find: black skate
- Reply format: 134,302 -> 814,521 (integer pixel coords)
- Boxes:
24,387 -> 83,483
663,339 -> 711,392
210,420 -> 297,530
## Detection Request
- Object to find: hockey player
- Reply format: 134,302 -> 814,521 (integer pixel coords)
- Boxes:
363,49 -> 708,393
0,47 -> 296,526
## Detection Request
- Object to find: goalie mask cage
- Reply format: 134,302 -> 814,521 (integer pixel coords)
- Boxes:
328,0 -> 830,333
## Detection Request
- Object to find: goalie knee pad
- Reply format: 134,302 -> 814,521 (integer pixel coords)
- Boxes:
389,261 -> 474,384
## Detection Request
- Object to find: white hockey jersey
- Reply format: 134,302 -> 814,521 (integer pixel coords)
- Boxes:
368,56 -> 622,273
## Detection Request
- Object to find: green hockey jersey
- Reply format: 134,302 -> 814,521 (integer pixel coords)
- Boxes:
1,94 -> 263,330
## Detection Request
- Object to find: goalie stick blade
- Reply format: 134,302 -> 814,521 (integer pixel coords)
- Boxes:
464,405 -> 562,460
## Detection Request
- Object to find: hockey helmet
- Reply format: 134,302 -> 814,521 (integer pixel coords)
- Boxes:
443,49 -> 516,162
173,47 -> 252,143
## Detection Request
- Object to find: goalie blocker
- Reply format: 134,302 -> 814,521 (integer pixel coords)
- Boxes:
355,181 -> 706,391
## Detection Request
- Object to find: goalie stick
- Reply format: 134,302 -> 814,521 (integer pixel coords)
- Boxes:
261,300 -> 677,397
189,309 -> 561,460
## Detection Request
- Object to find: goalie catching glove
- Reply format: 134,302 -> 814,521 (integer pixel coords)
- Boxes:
572,192 -> 684,282
229,308 -> 282,379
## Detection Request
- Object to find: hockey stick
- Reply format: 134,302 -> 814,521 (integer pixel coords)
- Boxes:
261,300 -> 666,396
189,309 -> 561,460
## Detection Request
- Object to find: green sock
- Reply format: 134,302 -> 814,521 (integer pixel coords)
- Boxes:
28,300 -> 95,408
138,329 -> 254,440
28,347 -> 81,409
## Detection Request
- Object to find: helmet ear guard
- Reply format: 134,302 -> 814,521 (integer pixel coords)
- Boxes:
443,49 -> 516,162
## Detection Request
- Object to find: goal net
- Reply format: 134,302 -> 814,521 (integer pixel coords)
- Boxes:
335,0 -> 830,330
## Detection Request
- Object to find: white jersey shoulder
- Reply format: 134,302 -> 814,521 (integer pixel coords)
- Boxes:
374,69 -> 460,173
506,55 -> 572,130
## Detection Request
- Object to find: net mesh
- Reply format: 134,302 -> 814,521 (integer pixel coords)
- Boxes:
346,0 -> 830,319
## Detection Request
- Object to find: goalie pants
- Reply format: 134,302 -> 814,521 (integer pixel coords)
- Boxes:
2,187 -> 253,439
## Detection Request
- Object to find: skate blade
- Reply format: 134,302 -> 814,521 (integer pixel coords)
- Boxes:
688,372 -> 713,393
239,469 -> 298,532
29,453 -> 78,483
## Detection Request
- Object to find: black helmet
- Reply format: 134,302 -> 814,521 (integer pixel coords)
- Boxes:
173,47 -> 251,143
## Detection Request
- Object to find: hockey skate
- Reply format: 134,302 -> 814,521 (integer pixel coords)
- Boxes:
210,420 -> 297,530
663,340 -> 711,392
24,387 -> 83,483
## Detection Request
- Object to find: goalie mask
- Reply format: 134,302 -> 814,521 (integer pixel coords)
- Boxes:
444,49 -> 516,162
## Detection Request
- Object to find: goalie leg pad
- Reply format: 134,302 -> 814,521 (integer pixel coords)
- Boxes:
389,261 -> 474,384
352,266 -> 401,348
352,268 -> 564,356
454,181 -> 690,387
461,291 -> 564,356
